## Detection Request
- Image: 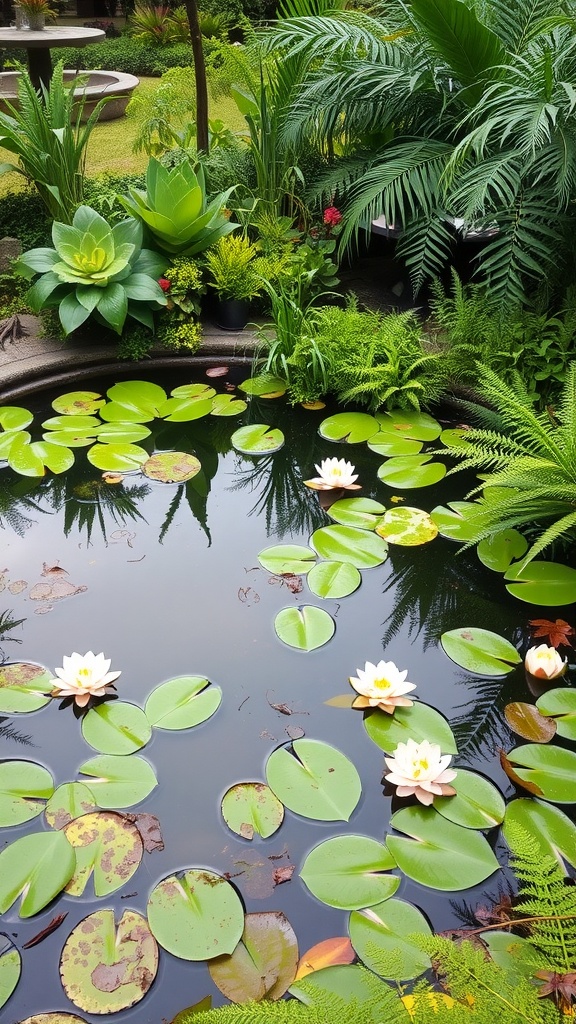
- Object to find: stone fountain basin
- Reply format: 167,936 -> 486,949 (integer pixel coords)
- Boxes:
0,69 -> 139,120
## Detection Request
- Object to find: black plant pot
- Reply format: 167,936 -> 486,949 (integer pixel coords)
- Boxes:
215,299 -> 250,331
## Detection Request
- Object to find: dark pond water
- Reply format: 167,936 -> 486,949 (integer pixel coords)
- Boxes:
0,368 -> 572,1024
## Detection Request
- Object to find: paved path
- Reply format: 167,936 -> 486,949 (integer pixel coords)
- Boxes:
0,315 -> 259,401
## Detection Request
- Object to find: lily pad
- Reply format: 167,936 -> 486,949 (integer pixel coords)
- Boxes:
87,443 -> 149,472
78,754 -> 158,808
477,529 -> 528,572
318,412 -> 379,443
45,783 -> 98,830
536,688 -> 576,741
42,415 -> 100,432
52,391 -> 104,415
98,402 -> 155,424
231,424 -> 285,454
307,561 -> 361,599
147,868 -> 244,960
290,963 -> 397,1016
258,545 -> 316,575
375,507 -> 438,546
142,452 -> 201,483
300,835 -> 399,910
433,769 -> 505,828
0,430 -> 28,460
440,627 -> 521,675
63,811 -> 143,896
387,806 -> 499,890
171,383 -> 216,400
364,702 -> 457,755
107,380 -> 167,414
239,376 -> 287,397
8,440 -> 74,477
348,898 -> 431,981
60,909 -> 158,1013
18,1015 -> 88,1023
81,701 -> 152,755
439,427 -> 473,448
221,783 -> 284,840
95,422 -> 151,444
367,432 -> 423,457
327,498 -> 386,529
144,675 -> 222,730
502,798 -> 576,870
310,525 -> 388,568
502,744 -> 576,802
0,406 -> 33,431
377,408 -> 442,441
265,739 -> 361,822
274,606 -> 335,651
0,830 -> 76,917
211,394 -> 247,416
0,936 -> 21,1011
158,396 -> 213,422
0,761 -> 54,826
504,702 -> 556,742
504,561 -> 576,606
430,500 -> 490,542
208,911 -> 298,1002
41,431 -> 95,449
0,662 -> 52,713
377,455 -> 446,489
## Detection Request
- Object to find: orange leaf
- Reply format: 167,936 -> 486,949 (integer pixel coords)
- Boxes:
295,937 -> 355,980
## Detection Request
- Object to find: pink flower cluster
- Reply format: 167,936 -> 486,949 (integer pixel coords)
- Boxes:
323,206 -> 343,227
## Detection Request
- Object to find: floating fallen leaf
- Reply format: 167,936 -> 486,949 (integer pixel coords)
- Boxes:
102,473 -> 124,484
42,563 -> 69,577
8,580 -> 26,594
29,581 -> 87,601
266,692 -> 308,717
390,495 -> 405,503
22,913 -> 68,949
295,936 -> 355,979
206,366 -> 229,377
528,618 -> 575,649
124,813 -> 164,853
286,726 -> 305,740
272,865 -> 295,886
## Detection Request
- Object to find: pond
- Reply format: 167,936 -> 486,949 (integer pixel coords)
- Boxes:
0,368 -> 574,1023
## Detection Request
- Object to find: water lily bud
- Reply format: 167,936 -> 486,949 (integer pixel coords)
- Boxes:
524,644 -> 567,680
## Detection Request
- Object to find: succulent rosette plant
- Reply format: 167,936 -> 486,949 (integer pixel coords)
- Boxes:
15,206 -> 168,335
384,738 -> 457,806
49,650 -> 121,708
305,457 -> 361,490
524,644 -> 567,680
349,660 -> 416,713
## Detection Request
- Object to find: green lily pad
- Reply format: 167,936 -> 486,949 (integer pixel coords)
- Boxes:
274,606 -> 335,651
440,627 -> 521,675
307,561 -> 361,599
258,544 -> 316,575
290,963 -> 397,1017
142,452 -> 201,483
8,439 -> 74,477
78,754 -> 158,808
107,380 -> 167,414
231,424 -> 285,454
318,412 -> 379,444
265,739 -> 361,821
0,830 -> 76,917
387,806 -> 499,890
0,760 -> 54,826
0,662 -> 52,713
348,898 -> 431,981
87,443 -> 149,472
147,869 -> 244,960
504,560 -> 576,606
327,497 -> 386,529
433,769 -> 505,828
221,782 -> 284,840
45,782 -> 98,830
367,432 -> 423,457
536,688 -> 576,741
63,811 -> 143,896
52,391 -> 104,415
439,427 -> 473,448
477,529 -> 528,571
0,936 -> 21,1011
502,798 -> 576,870
377,455 -> 446,489
364,702 -> 457,754
60,909 -> 158,1013
0,406 -> 33,431
504,702 -> 556,742
430,501 -> 490,542
239,375 -> 287,397
144,675 -> 222,729
98,402 -> 155,424
310,525 -> 388,568
375,507 -> 438,546
81,701 -> 152,755
503,744 -> 576,802
377,409 -> 442,441
300,835 -> 398,909
158,396 -> 213,422
95,422 -> 151,444
208,911 -> 298,1002
41,431 -> 95,448
42,415 -> 101,431
171,383 -> 216,400
211,394 -> 247,416
0,430 -> 29,460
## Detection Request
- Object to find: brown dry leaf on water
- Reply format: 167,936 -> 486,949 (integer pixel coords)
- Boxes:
42,563 -> 69,577
206,366 -> 229,378
229,849 -> 294,899
30,580 -> 87,601
8,580 -> 27,594
528,617 -> 575,648
238,587 -> 260,605
272,865 -> 295,886
22,913 -> 68,949
268,573 -> 303,594
123,813 -> 164,854
266,691 -> 309,717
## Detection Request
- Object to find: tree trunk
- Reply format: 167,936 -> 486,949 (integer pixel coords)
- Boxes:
184,0 -> 209,154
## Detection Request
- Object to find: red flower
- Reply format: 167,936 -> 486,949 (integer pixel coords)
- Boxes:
158,278 -> 171,292
323,206 -> 342,227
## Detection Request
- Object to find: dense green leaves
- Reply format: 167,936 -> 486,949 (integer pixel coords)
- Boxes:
266,739 -> 361,821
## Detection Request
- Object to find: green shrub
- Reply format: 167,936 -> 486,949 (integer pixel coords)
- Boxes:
156,316 -> 202,351
49,38 -> 217,76
83,172 -> 146,224
0,188 -> 50,250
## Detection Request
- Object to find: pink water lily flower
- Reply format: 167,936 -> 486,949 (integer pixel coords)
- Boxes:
304,457 -> 361,491
384,738 -> 457,806
525,644 -> 567,680
349,659 -> 416,714
50,651 -> 121,708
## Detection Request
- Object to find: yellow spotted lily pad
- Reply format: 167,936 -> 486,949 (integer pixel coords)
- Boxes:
142,452 -> 201,483
0,935 -> 21,1010
0,662 -> 52,714
63,811 -> 143,896
375,507 -> 438,546
51,391 -> 104,415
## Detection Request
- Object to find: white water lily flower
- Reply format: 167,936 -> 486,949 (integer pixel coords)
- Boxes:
525,644 -> 567,680
384,738 -> 457,806
304,457 -> 361,491
50,651 -> 121,708
349,660 -> 416,714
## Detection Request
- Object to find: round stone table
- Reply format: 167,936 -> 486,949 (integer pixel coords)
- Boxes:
0,26 -> 105,92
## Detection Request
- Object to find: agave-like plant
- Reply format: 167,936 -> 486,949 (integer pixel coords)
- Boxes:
15,206 -> 168,335
120,157 -> 238,257
444,362 -> 576,562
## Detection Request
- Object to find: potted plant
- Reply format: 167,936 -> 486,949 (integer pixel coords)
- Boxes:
14,0 -> 56,30
203,234 -> 263,330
